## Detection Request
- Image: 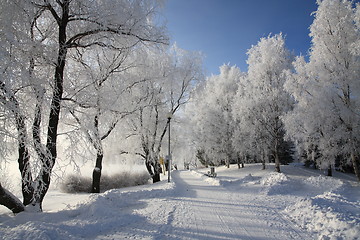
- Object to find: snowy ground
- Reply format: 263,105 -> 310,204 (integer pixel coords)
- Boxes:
0,163 -> 359,240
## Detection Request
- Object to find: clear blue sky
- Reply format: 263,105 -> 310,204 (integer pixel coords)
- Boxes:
164,0 -> 318,76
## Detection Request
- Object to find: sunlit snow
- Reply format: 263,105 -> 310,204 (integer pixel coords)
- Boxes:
0,164 -> 358,240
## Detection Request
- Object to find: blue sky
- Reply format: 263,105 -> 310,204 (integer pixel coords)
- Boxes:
164,0 -> 318,76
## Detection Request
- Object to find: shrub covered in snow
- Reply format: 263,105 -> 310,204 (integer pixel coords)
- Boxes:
60,174 -> 92,193
60,171 -> 151,193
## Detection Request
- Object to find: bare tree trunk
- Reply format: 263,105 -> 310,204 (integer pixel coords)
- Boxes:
237,154 -> 244,169
351,152 -> 360,182
0,81 -> 34,207
144,153 -> 161,183
1,83 -> 33,212
92,152 -> 103,193
327,165 -> 332,177
226,155 -> 230,168
274,138 -> 281,173
274,151 -> 281,173
31,164 -> 52,211
262,151 -> 266,170
29,1 -> 70,210
0,183 -> 24,214
91,100 -> 103,193
145,159 -> 154,176
16,114 -> 34,206
152,157 -> 161,183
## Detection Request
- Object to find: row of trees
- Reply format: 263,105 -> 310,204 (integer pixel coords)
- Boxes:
186,0 -> 360,181
0,0 -> 203,213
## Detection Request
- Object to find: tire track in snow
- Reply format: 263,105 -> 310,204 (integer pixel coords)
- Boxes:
172,170 -> 315,240
172,171 -> 258,239
106,170 -> 316,239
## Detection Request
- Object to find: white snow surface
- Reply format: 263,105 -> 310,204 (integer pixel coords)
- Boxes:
0,163 -> 359,240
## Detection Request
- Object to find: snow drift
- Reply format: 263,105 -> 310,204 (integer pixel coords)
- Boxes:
0,164 -> 358,240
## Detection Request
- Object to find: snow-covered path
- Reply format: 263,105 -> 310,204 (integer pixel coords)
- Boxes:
171,170 -> 313,239
107,170 -> 315,239
1,165 -> 358,240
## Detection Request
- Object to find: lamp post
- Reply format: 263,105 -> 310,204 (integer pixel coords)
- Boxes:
167,112 -> 172,183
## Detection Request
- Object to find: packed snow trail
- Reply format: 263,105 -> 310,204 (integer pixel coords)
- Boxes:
106,170 -> 316,239
1,164 -> 358,239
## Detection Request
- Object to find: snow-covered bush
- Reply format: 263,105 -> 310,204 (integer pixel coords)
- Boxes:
100,171 -> 151,190
60,175 -> 92,193
60,171 -> 151,193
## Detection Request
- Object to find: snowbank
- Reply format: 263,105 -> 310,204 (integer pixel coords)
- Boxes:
193,166 -> 360,240
259,172 -> 294,195
0,181 -> 175,240
0,165 -> 358,240
284,193 -> 359,240
260,172 -> 288,185
284,176 -> 360,240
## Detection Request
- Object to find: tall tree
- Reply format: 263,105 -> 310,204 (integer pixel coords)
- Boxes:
284,0 -> 360,180
233,34 -> 293,172
232,73 -> 265,168
188,64 -> 242,167
123,46 -> 203,183
63,46 -> 143,193
0,0 -> 167,212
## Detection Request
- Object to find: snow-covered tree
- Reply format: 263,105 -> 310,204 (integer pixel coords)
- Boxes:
233,34 -> 294,172
0,0 -> 167,212
283,0 -> 360,180
62,45 -> 146,193
189,64 -> 242,167
232,73 -> 258,166
121,45 -> 203,183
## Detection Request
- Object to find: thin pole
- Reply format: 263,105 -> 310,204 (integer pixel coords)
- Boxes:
167,117 -> 171,183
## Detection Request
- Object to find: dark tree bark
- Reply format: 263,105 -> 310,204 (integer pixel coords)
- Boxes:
92,152 -> 103,193
152,159 -> 162,183
16,112 -> 34,206
327,165 -> 332,177
152,173 -> 161,183
0,183 -> 24,214
145,160 -> 154,176
274,151 -> 281,173
274,121 -> 281,173
351,152 -> 360,181
0,81 -> 34,207
262,151 -> 266,170
28,0 -> 70,211
236,153 -> 243,169
144,153 -> 161,183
